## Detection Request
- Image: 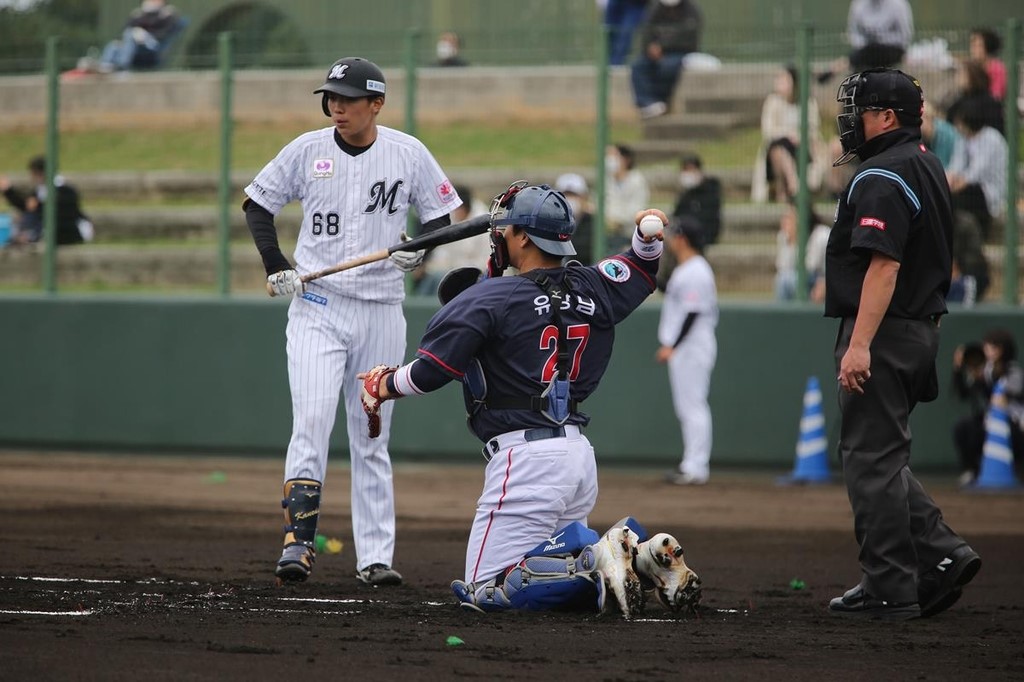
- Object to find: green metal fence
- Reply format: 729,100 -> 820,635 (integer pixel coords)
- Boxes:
0,15 -> 1020,303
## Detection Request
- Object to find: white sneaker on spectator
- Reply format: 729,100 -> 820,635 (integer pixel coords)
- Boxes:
639,101 -> 668,119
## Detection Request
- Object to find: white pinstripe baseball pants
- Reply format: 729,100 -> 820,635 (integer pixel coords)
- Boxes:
283,289 -> 406,571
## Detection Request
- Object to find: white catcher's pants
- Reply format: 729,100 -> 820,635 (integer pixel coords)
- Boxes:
668,344 -> 716,480
283,291 -> 406,571
465,425 -> 598,584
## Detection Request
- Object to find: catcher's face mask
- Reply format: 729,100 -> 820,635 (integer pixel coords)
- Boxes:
834,69 -> 924,166
487,180 -> 528,271
834,73 -> 876,167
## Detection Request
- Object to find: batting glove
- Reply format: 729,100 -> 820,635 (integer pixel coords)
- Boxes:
360,364 -> 398,438
267,269 -> 304,298
389,232 -> 426,272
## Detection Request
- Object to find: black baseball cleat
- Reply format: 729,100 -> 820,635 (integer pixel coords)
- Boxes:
828,584 -> 920,621
918,545 -> 982,618
356,563 -> 403,586
275,544 -> 315,584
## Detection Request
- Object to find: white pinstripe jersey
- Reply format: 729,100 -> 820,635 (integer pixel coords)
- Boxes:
245,125 -> 461,303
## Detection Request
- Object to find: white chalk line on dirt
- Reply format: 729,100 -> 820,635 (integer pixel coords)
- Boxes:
0,576 -> 453,616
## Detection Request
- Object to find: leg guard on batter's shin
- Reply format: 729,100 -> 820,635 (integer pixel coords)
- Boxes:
275,478 -> 321,583
452,546 -> 601,613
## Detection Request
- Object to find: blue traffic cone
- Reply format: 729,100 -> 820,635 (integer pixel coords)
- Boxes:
969,379 -> 1021,491
777,376 -> 832,485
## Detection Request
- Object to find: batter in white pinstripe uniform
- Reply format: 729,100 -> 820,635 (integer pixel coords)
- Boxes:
243,57 -> 462,586
656,217 -> 718,486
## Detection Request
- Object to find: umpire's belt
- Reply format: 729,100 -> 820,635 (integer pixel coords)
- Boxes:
482,425 -> 582,461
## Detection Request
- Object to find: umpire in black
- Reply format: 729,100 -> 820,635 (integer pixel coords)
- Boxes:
825,68 -> 981,621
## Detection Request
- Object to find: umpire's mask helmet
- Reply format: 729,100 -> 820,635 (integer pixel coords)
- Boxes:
315,57 -> 387,116
834,67 -> 923,166
490,181 -> 577,257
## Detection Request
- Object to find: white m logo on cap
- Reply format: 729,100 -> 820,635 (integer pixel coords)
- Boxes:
329,64 -> 349,80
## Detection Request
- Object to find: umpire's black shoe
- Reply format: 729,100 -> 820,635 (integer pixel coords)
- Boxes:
918,545 -> 982,618
828,584 -> 920,621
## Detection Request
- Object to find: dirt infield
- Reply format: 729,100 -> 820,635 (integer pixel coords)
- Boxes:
1,451 -> 1022,681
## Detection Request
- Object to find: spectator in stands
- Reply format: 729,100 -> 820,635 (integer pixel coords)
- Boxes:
947,97 -> 1008,240
91,0 -> 186,73
630,0 -> 703,119
942,59 -> 1004,134
603,0 -> 650,66
969,27 -> 1006,102
604,143 -> 650,252
658,153 -> 721,291
554,173 -> 596,265
921,101 -> 960,169
752,65 -> 825,205
413,184 -> 489,297
951,329 -> 1024,487
817,0 -> 913,82
0,155 -> 92,247
804,206 -> 831,304
773,202 -> 831,302
948,222 -> 990,308
774,205 -> 797,301
435,31 -> 469,67
846,0 -> 913,71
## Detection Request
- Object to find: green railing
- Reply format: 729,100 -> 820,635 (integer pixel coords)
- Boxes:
7,21 -> 1022,301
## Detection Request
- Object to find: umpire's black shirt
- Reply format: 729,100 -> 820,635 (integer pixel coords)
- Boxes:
824,127 -> 952,320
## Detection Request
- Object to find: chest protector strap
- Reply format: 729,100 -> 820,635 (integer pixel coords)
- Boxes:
485,271 -> 576,425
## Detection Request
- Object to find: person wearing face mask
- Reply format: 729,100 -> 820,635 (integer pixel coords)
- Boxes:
435,31 -> 469,67
89,0 -> 187,73
604,144 -> 650,253
554,173 -> 595,265
656,154 -> 720,291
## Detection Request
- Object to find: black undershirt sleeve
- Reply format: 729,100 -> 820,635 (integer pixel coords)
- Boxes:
673,312 -> 699,348
243,198 -> 292,275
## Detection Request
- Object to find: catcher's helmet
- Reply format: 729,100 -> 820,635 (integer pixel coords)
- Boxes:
490,181 -> 577,256
834,68 -> 923,165
314,57 -> 386,116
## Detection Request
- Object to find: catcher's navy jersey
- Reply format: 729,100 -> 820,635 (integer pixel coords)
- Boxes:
415,248 -> 659,441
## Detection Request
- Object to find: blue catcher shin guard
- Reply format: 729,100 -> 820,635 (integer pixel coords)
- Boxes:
524,521 -> 601,558
452,546 -> 601,613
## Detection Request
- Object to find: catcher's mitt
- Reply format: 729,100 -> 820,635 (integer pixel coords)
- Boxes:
360,364 -> 398,438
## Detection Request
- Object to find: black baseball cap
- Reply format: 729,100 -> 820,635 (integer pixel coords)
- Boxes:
315,57 -> 386,99
845,68 -> 923,123
667,215 -> 706,251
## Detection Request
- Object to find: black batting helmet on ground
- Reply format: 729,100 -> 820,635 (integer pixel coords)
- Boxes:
314,57 -> 387,116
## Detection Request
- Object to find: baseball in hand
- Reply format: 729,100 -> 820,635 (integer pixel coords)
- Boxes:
638,214 -> 664,238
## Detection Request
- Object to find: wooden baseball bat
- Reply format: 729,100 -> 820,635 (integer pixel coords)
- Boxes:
265,213 -> 491,295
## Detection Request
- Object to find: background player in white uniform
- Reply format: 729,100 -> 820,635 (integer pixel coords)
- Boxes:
243,57 -> 462,586
656,217 -> 718,486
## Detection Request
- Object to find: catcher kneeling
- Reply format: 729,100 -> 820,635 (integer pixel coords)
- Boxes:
356,187 -> 699,617
451,516 -> 701,619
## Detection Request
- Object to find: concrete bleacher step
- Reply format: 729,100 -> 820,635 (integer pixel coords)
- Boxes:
79,200 -> 792,243
3,241 -> 1022,299
641,112 -> 750,141
680,94 -> 764,121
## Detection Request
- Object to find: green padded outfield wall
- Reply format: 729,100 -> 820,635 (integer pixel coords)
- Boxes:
2,295 -> 1022,470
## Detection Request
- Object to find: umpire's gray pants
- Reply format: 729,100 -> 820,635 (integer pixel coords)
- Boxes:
835,316 -> 965,604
